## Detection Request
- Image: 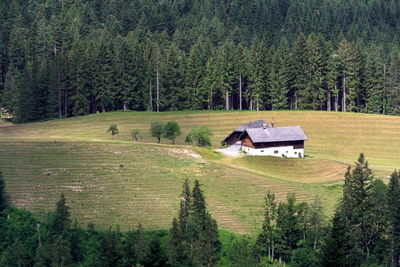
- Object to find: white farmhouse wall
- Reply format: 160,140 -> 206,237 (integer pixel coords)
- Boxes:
241,145 -> 304,158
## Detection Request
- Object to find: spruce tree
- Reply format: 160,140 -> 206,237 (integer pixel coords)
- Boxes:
387,170 -> 400,265
248,38 -> 268,111
320,210 -> 348,266
0,171 -> 6,212
269,38 -> 290,110
365,45 -> 384,114
385,51 -> 400,115
161,43 -> 186,110
101,228 -> 123,267
289,33 -> 308,110
169,179 -> 220,266
50,193 -> 70,235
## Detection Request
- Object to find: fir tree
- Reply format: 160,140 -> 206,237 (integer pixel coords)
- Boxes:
387,170 -> 400,266
269,38 -> 290,110
0,171 -> 6,212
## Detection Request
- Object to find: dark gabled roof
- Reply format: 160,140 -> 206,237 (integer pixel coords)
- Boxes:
222,120 -> 271,145
245,126 -> 308,143
235,120 -> 271,132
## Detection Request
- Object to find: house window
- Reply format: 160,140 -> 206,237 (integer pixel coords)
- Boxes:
274,150 -> 278,154
261,150 -> 264,152
295,152 -> 297,154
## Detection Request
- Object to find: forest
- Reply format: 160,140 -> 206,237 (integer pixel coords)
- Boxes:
1,154 -> 400,266
1,0 -> 400,122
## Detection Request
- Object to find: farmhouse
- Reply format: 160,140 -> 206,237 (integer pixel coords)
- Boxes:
222,120 -> 271,145
223,120 -> 308,158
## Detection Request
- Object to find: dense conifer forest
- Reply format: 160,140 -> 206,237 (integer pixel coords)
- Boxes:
1,0 -> 400,122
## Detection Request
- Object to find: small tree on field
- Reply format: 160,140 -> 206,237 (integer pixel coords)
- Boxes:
163,121 -> 181,144
131,128 -> 140,141
185,126 -> 213,147
107,124 -> 119,140
150,121 -> 164,144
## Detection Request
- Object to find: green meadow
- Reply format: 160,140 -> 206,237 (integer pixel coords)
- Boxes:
1,110 -> 399,234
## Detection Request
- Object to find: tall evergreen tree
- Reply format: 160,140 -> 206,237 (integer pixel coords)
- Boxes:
387,170 -> 400,266
248,38 -> 268,111
269,38 -> 290,110
0,171 -> 6,212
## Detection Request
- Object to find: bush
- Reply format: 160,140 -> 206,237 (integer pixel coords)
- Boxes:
185,126 -> 212,147
131,128 -> 140,141
163,121 -> 180,144
107,124 -> 119,140
150,122 -> 164,144
290,247 -> 318,267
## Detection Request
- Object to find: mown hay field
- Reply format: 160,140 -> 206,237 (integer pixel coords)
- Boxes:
1,110 -> 399,233
0,140 -> 331,234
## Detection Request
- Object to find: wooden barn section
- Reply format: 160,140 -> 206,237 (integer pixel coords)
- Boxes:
222,120 -> 271,145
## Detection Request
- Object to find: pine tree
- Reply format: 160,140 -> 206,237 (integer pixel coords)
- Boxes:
93,36 -> 115,113
219,40 -> 237,110
326,52 -> 341,111
365,45 -> 384,114
101,228 -> 123,267
51,235 -> 72,267
185,37 -> 210,110
326,154 -> 375,265
161,43 -> 185,110
67,40 -> 90,117
202,50 -> 220,110
387,170 -> 400,265
385,51 -> 400,115
0,171 -> 6,212
299,34 -> 329,110
337,39 -> 362,112
289,33 -> 308,110
0,65 -> 21,117
50,192 -> 71,237
169,179 -> 220,266
248,38 -> 268,111
320,209 -> 348,267
269,38 -> 290,110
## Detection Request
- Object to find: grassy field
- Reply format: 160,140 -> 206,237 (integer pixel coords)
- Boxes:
1,110 -> 399,234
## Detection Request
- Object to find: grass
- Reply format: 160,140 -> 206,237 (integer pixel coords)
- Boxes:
1,110 -> 399,234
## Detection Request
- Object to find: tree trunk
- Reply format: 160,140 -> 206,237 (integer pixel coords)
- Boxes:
156,65 -> 160,112
149,79 -> 153,111
335,83 -> 338,112
64,89 -> 68,117
123,102 -> 127,111
256,101 -> 259,111
342,75 -> 346,112
208,88 -> 213,110
58,67 -> 62,118
239,74 -> 242,110
225,90 -> 229,110
272,241 -> 275,259
313,226 -> 318,249
327,91 -> 331,111
383,63 -> 386,115
250,99 -> 253,111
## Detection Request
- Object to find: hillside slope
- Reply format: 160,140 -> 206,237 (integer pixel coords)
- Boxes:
1,110 -> 398,233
